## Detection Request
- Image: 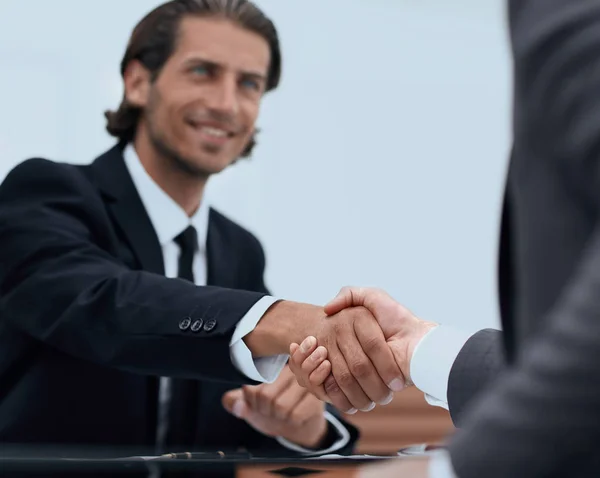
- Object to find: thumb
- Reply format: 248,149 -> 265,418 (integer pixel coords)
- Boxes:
222,389 -> 247,419
324,287 -> 365,316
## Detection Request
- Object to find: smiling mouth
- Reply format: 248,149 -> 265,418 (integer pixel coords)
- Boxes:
198,125 -> 230,138
187,121 -> 235,145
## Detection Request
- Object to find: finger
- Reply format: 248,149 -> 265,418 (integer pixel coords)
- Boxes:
222,388 -> 248,419
297,346 -> 330,401
301,346 -> 328,377
355,319 -> 406,395
293,337 -> 319,364
324,286 -> 365,316
289,337 -> 318,387
327,339 -> 372,412
338,320 -> 390,408
323,374 -> 354,413
309,360 -> 332,388
289,393 -> 323,428
272,381 -> 307,422
293,349 -> 330,403
255,372 -> 294,417
242,385 -> 259,412
288,343 -> 302,384
222,388 -> 244,414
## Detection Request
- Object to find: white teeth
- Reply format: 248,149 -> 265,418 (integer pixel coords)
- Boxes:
199,126 -> 227,137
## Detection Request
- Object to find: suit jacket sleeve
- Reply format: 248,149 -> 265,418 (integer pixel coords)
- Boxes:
0,158 -> 267,384
449,1 -> 600,476
446,329 -> 504,426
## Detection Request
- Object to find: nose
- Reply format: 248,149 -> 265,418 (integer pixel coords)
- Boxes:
206,74 -> 239,116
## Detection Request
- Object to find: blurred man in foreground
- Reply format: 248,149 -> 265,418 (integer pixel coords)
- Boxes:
292,0 -> 600,476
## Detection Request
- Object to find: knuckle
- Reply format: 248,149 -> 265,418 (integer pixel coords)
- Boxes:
324,375 -> 341,395
309,373 -> 324,386
244,385 -> 258,399
361,335 -> 384,355
337,371 -> 355,388
258,389 -> 275,405
346,306 -> 368,320
341,285 -> 355,295
273,398 -> 288,418
290,410 -> 304,426
349,359 -> 371,379
301,360 -> 315,375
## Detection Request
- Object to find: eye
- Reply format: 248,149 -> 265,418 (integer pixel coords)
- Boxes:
191,64 -> 209,76
240,78 -> 260,91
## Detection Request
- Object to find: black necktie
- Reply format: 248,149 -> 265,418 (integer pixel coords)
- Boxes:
161,226 -> 199,451
174,225 -> 198,283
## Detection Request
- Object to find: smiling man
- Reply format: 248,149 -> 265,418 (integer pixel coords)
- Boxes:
0,0 -> 359,463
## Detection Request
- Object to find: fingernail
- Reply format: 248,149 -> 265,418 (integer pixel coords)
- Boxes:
389,378 -> 405,392
379,392 -> 394,406
232,400 -> 244,418
346,408 -> 358,415
300,336 -> 316,353
360,402 -> 376,412
312,346 -> 326,361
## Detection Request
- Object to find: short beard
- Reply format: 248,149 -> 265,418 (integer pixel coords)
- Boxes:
145,87 -> 211,180
149,127 -> 210,179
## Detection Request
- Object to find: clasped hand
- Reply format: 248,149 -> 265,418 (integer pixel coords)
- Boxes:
222,365 -> 328,449
289,287 -> 436,414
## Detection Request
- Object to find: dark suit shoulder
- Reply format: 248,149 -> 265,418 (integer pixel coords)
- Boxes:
208,207 -> 269,294
0,157 -> 107,241
1,157 -> 93,201
209,207 -> 265,256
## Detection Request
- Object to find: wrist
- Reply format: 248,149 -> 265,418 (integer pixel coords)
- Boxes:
244,301 -> 324,357
406,320 -> 437,381
290,416 -> 329,450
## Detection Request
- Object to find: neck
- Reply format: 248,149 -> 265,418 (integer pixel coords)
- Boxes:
133,127 -> 207,217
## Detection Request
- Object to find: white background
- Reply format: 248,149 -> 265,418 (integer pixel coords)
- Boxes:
0,0 -> 511,332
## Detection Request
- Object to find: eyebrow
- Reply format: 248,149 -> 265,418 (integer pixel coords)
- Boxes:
182,56 -> 267,82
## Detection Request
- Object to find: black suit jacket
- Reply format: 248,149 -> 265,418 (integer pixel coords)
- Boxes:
0,144 -> 357,459
444,1 -> 600,476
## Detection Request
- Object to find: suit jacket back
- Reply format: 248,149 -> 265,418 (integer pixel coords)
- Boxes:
448,1 -> 600,476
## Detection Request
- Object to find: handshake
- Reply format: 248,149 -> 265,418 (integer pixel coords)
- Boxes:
246,287 -> 437,415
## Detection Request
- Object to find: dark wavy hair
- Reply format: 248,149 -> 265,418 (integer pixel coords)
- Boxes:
104,0 -> 282,157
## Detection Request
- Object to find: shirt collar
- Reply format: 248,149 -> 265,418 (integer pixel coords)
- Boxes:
122,143 -> 209,250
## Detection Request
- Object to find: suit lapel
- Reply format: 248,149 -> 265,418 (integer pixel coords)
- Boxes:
89,144 -> 165,275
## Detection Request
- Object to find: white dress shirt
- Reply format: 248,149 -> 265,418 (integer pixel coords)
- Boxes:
410,326 -> 478,478
123,145 -> 349,454
411,326 -> 476,410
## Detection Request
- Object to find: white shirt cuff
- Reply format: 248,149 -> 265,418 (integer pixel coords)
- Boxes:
429,450 -> 458,478
410,326 -> 476,409
275,411 -> 351,455
230,296 -> 288,383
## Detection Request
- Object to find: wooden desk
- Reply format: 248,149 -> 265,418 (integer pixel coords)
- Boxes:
346,387 -> 453,453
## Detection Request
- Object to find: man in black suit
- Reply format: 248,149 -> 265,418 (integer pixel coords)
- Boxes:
292,0 -> 600,476
0,0 -> 421,462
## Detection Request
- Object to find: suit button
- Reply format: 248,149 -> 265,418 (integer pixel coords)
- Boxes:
203,319 -> 217,333
191,319 -> 204,332
179,317 -> 192,331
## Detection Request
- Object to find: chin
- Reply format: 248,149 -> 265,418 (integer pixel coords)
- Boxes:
186,156 -> 237,176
